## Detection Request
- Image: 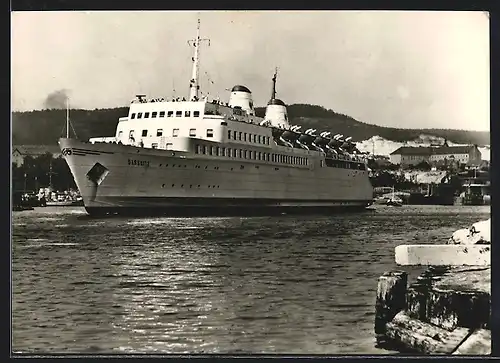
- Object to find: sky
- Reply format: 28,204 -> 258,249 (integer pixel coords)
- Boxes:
11,11 -> 489,131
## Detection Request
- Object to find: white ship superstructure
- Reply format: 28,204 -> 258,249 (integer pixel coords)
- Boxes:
59,18 -> 373,216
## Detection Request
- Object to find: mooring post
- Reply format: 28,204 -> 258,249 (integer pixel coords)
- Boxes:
375,271 -> 408,336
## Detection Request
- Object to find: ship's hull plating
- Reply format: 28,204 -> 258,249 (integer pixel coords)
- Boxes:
59,138 -> 373,216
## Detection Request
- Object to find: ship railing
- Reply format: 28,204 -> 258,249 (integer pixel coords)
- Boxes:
89,136 -> 119,144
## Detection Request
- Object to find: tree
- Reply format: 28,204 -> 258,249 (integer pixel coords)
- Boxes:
415,160 -> 431,171
11,153 -> 77,192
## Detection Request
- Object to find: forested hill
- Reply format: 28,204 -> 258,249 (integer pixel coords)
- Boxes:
12,104 -> 489,146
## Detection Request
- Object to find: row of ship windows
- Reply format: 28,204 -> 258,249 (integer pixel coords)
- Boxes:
194,144 -> 309,166
120,128 -> 272,142
227,130 -> 270,145
120,128 -> 215,139
323,158 -> 366,170
130,110 -> 201,119
161,184 -> 220,189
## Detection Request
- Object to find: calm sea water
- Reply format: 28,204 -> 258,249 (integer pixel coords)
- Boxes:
12,205 -> 490,355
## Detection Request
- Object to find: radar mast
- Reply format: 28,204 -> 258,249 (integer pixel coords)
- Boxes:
188,17 -> 210,101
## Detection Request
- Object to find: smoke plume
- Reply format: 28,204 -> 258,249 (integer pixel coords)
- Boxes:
44,89 -> 70,109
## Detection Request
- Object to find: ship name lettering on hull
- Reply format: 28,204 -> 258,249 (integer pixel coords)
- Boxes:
128,159 -> 150,167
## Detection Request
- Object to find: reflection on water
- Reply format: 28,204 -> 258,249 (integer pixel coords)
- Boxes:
12,205 -> 490,354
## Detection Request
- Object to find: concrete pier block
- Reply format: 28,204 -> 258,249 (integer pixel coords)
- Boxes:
395,245 -> 490,266
374,271 -> 408,335
426,288 -> 491,331
405,281 -> 429,321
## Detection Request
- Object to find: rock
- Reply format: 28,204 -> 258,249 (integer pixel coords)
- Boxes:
448,218 -> 490,245
385,311 -> 470,354
452,329 -> 491,355
449,228 -> 470,244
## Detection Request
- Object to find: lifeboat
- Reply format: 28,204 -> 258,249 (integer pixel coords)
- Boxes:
271,126 -> 286,139
271,125 -> 292,146
314,131 -> 331,147
340,136 -> 358,154
328,136 -> 342,149
298,129 -> 316,145
281,125 -> 302,145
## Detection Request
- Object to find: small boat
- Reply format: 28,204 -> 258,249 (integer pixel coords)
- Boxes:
46,198 -> 83,207
386,186 -> 403,207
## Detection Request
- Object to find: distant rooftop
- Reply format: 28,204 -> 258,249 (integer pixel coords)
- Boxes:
390,145 -> 476,156
12,145 -> 61,156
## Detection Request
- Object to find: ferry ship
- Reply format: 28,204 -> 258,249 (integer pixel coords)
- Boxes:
59,19 -> 373,216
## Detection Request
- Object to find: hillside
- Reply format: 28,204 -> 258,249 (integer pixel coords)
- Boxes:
256,104 -> 489,145
12,104 -> 489,146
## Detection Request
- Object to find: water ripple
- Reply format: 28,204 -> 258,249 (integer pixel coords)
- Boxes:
12,205 -> 490,354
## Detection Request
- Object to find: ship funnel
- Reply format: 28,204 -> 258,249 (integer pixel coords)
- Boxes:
264,68 -> 290,129
265,99 -> 289,129
228,85 -> 255,116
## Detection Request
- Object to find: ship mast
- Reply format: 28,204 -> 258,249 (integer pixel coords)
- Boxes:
271,67 -> 278,100
49,159 -> 53,189
188,17 -> 210,101
66,97 -> 70,138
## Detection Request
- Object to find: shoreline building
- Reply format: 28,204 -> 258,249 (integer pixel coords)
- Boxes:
389,145 -> 482,167
12,145 -> 62,167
